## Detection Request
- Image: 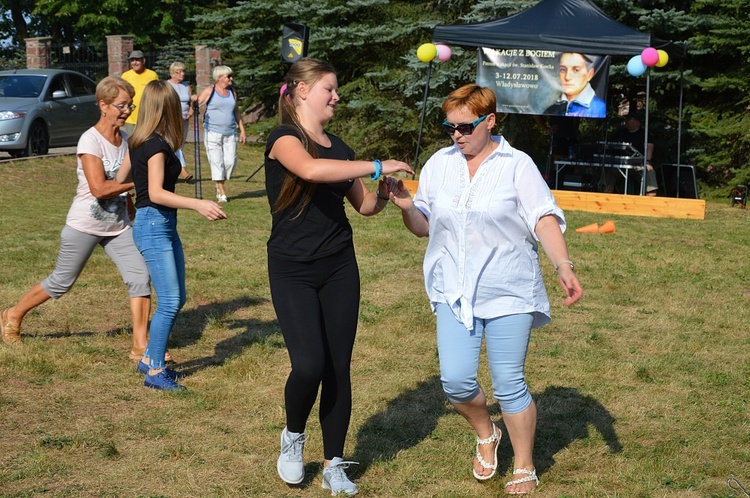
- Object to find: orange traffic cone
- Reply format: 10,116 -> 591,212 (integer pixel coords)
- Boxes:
575,222 -> 599,233
598,220 -> 616,233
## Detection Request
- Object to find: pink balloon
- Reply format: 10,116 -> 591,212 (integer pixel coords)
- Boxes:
641,47 -> 659,67
435,44 -> 452,62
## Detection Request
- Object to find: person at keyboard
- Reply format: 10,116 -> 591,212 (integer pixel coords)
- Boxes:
614,113 -> 658,196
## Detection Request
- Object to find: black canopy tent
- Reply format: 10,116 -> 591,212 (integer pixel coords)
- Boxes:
422,0 -> 685,195
432,0 -> 676,56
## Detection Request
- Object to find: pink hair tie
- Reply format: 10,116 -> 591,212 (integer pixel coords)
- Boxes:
279,83 -> 288,96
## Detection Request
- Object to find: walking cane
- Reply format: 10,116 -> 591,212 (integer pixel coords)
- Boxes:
192,100 -> 203,199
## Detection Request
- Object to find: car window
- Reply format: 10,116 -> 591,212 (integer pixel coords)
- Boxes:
67,73 -> 96,97
0,75 -> 45,98
47,75 -> 68,98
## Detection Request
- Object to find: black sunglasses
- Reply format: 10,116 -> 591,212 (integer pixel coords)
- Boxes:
442,114 -> 489,136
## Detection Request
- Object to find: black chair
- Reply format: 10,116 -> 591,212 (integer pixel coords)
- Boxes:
660,163 -> 699,199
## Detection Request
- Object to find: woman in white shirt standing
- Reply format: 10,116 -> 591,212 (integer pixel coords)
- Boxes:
167,61 -> 196,184
389,84 -> 582,495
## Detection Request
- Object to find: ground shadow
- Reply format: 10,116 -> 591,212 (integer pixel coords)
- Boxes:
166,295 -> 281,375
174,314 -> 280,375
524,385 -> 623,476
230,188 -> 267,201
33,295 -> 278,377
169,295 -> 269,348
353,381 -> 621,481
352,375 -> 449,474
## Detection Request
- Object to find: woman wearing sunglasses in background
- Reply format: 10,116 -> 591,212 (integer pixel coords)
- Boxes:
388,84 -> 582,495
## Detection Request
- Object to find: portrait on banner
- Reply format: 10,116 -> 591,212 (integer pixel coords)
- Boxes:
477,48 -> 610,118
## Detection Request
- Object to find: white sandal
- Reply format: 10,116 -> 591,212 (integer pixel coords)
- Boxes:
505,468 -> 539,494
473,423 -> 501,480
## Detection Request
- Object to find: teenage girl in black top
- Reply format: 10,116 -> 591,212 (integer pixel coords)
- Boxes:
265,58 -> 413,496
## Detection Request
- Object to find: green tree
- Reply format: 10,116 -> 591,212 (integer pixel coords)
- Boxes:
192,0 -> 544,165
687,0 -> 750,187
0,0 -> 33,44
601,0 -> 749,189
27,0 -> 219,50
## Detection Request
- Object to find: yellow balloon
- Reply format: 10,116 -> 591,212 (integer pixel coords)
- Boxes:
417,43 -> 437,63
656,49 -> 669,67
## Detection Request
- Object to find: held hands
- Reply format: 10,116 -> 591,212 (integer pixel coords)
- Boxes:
196,199 -> 228,221
555,265 -> 583,306
380,177 -> 415,211
377,176 -> 399,198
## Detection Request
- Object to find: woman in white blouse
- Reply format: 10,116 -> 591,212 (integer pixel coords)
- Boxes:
390,84 -> 582,495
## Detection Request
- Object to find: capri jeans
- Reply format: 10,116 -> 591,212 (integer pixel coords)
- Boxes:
41,225 -> 150,299
436,303 -> 534,414
132,207 -> 186,370
204,130 -> 237,181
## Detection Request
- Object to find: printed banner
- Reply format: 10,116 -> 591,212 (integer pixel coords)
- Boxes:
476,48 -> 611,118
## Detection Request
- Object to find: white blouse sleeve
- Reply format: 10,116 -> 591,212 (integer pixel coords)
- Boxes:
514,155 -> 566,239
413,155 -> 435,220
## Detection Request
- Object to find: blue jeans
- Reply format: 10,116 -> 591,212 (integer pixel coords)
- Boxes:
436,303 -> 534,414
132,206 -> 186,370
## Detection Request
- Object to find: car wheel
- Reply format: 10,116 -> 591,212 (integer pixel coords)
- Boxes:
24,121 -> 49,157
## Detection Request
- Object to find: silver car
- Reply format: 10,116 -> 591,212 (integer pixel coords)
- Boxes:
0,69 -> 100,157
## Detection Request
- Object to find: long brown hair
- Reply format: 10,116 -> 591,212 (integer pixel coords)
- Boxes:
274,58 -> 337,216
129,80 -> 184,151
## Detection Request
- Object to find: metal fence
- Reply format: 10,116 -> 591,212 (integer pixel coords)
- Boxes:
0,42 -> 198,85
49,42 -> 109,81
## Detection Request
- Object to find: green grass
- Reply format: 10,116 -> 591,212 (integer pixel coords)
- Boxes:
0,146 -> 748,497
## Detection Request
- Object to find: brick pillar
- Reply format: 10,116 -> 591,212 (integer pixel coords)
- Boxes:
195,45 -> 221,95
107,35 -> 135,76
25,37 -> 52,69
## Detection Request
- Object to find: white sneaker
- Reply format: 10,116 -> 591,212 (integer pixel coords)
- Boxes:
322,457 -> 359,496
219,194 -> 228,203
277,427 -> 307,484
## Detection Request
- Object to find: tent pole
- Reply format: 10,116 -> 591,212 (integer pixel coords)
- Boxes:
413,61 -> 432,179
677,54 -> 685,167
642,69 -> 650,196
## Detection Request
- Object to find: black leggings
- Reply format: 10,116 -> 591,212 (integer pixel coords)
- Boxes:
268,245 -> 360,459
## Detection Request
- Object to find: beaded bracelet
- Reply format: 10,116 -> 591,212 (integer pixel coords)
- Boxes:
370,159 -> 382,181
376,192 -> 389,201
554,260 -> 575,273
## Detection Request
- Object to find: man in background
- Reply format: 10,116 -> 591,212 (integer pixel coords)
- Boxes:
121,50 -> 158,137
614,113 -> 658,195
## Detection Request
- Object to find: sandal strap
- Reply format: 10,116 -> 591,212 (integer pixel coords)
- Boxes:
505,468 -> 539,488
475,424 -> 500,470
476,451 -> 497,470
475,424 -> 499,446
